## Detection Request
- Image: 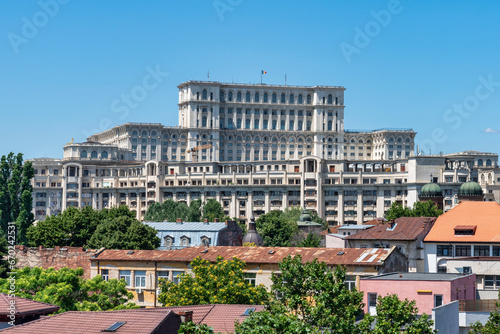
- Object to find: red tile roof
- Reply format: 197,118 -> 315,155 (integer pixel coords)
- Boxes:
93,246 -> 395,266
0,309 -> 178,334
161,304 -> 265,333
424,201 -> 500,243
344,217 -> 436,241
0,294 -> 59,321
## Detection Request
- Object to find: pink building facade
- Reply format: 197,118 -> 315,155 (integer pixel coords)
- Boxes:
360,273 -> 476,315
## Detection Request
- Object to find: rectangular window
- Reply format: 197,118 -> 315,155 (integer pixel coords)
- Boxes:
493,246 -> 500,256
135,270 -> 146,288
437,245 -> 453,256
119,270 -> 131,286
101,269 -> 109,281
434,294 -> 443,307
474,246 -> 490,257
455,245 -> 471,257
172,271 -> 184,284
485,275 -> 494,288
368,293 -> 377,307
244,273 -> 256,286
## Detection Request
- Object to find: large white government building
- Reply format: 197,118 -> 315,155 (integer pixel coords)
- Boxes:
30,81 -> 500,225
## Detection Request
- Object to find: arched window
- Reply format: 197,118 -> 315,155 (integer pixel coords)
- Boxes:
80,150 -> 87,158
132,130 -> 138,136
289,94 -> 294,104
220,90 -> 225,102
298,94 -> 303,104
328,94 -> 333,104
298,121 -> 303,130
263,92 -> 268,102
272,93 -> 277,103
164,236 -> 174,247
237,119 -> 242,129
280,93 -> 286,103
201,89 -> 207,100
272,120 -> 277,130
237,92 -> 242,102
289,120 -> 294,130
389,138 -> 394,142
180,237 -> 190,247
201,236 -> 210,246
254,120 -> 259,129
486,159 -> 492,167
142,130 -> 148,136
328,121 -> 333,131
220,118 -> 225,129
306,121 -> 311,130
263,120 -> 269,129
101,151 -> 108,159
306,94 -> 312,104
228,91 -> 233,101
246,92 -> 251,102
228,118 -> 233,129
245,119 -> 251,129
281,120 -> 286,130
254,92 -> 259,102
202,117 -> 207,127
91,151 -> 98,158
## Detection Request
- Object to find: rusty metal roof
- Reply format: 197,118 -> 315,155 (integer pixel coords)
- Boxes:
345,217 -> 436,241
93,246 -> 395,266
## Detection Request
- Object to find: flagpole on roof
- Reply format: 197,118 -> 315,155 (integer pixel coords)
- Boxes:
261,71 -> 263,85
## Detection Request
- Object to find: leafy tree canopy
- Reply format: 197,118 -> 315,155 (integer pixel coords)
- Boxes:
256,210 -> 299,247
298,232 -> 321,247
358,294 -> 436,333
158,256 -> 269,306
385,200 -> 443,221
144,199 -> 228,223
178,321 -> 216,334
0,266 -> 138,312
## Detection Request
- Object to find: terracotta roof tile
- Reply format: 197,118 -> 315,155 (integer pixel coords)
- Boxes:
345,217 -> 436,241
0,294 -> 59,320
424,201 -> 500,243
0,309 -> 178,334
94,246 -> 395,266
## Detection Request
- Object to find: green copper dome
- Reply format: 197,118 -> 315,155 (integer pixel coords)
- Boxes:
298,209 -> 312,222
420,183 -> 443,197
459,181 -> 483,196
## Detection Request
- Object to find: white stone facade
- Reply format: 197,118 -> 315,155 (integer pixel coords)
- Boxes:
30,81 -> 500,223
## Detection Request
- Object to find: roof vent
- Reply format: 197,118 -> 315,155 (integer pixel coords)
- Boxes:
201,249 -> 208,253
242,308 -> 256,316
103,321 -> 126,332
454,225 -> 476,235
337,251 -> 345,256
268,250 -> 275,254
127,251 -> 134,255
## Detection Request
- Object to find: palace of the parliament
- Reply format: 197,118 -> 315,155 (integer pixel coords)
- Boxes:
31,81 -> 500,225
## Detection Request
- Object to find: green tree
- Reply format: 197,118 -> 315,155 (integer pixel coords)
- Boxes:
88,215 -> 160,250
256,210 -> 299,247
236,255 -> 364,334
143,200 -> 190,222
298,232 -> 321,247
0,233 -> 8,279
158,256 -> 269,306
0,266 -> 138,312
385,200 -> 442,221
0,153 -> 34,244
202,199 -> 227,222
358,294 -> 436,334
178,321 -> 216,334
469,290 -> 500,334
27,205 -> 137,248
187,199 -> 203,222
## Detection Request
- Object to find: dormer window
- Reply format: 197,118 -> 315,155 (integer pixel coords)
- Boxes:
454,225 -> 476,236
201,236 -> 210,246
164,236 -> 174,247
180,236 -> 190,247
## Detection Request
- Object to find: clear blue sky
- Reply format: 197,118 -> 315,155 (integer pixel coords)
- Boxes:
1,0 -> 499,159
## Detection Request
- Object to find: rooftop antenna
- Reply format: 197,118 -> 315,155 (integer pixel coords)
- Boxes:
285,74 -> 287,86
207,70 -> 210,81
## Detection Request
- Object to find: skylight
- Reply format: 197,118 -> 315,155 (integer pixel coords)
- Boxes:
242,308 -> 256,316
103,321 -> 126,332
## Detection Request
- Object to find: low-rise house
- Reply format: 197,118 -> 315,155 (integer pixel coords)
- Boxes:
325,225 -> 376,248
0,309 -> 181,334
91,246 -> 408,307
344,217 -> 436,272
0,294 -> 59,329
143,219 -> 243,250
424,201 -> 500,294
360,272 -> 476,316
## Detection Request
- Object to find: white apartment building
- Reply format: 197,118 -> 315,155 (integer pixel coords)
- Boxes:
30,81 -> 500,224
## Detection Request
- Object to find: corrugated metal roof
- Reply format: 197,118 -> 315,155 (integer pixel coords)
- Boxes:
93,246 -> 395,266
144,221 -> 228,232
345,217 -> 436,241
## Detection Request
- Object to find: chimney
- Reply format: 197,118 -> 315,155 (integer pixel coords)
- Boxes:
178,310 -> 193,323
176,218 -> 182,223
214,218 -> 220,222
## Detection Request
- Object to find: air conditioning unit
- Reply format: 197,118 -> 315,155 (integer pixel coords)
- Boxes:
135,288 -> 143,294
